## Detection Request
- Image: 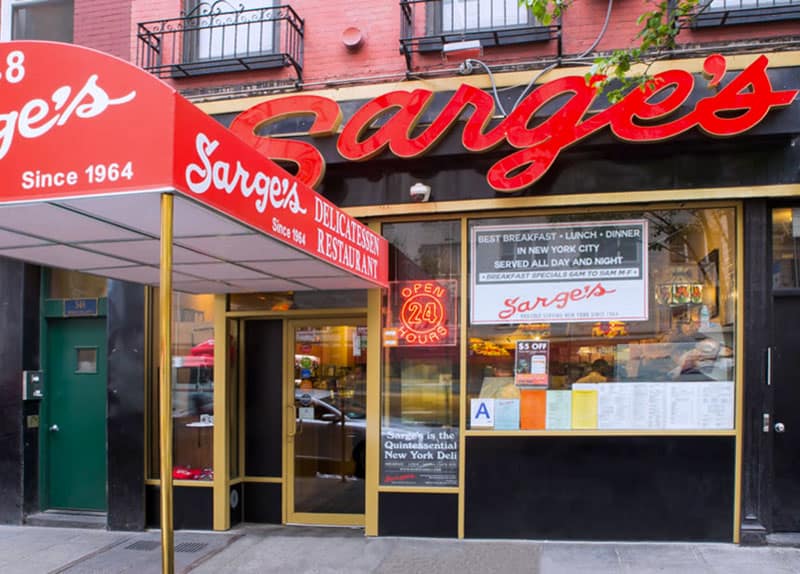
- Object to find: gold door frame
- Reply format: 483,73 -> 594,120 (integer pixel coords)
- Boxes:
284,316 -> 367,527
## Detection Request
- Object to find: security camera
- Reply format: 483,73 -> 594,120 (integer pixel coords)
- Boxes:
409,182 -> 431,203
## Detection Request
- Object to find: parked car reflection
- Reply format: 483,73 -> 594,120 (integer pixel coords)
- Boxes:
294,391 -> 366,479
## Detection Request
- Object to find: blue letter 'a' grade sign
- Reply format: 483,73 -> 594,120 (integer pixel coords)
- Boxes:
470,398 -> 495,428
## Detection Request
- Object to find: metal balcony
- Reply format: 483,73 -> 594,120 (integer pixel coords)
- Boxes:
692,0 -> 800,26
137,1 -> 303,83
399,0 -> 560,72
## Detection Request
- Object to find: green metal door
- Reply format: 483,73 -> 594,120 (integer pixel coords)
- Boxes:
44,317 -> 107,511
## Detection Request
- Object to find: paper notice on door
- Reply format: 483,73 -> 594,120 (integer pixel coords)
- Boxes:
571,384 -> 598,429
546,390 -> 572,430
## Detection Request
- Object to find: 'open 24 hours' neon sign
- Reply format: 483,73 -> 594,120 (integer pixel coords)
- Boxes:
385,280 -> 457,347
231,54 -> 798,193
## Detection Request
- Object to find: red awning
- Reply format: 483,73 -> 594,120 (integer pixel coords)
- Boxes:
0,41 -> 387,293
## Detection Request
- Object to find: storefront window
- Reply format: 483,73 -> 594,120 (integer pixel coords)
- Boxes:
172,293 -> 215,480
229,290 -> 367,311
229,318 -> 240,480
147,291 -> 216,480
48,268 -> 107,298
772,207 -> 800,289
380,221 -> 461,487
467,207 -> 736,431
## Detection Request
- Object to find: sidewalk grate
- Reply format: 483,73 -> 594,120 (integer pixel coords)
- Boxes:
175,542 -> 208,553
125,540 -> 160,551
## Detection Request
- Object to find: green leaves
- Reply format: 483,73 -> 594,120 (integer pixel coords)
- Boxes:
520,0 -> 701,103
519,0 -> 573,26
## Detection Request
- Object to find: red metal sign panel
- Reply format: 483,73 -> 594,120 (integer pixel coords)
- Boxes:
0,41 -> 387,288
0,41 -> 176,201
231,54 -> 798,193
172,98 -> 387,286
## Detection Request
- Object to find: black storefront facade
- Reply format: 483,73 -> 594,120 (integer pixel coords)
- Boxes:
1,48 -> 800,544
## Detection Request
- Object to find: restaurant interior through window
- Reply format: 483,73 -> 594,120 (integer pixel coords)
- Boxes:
466,206 -> 735,431
147,292 -> 217,482
380,205 -> 736,472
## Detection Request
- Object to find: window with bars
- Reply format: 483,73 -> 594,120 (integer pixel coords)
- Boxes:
438,0 -> 534,32
695,0 -> 800,26
1,0 -> 73,42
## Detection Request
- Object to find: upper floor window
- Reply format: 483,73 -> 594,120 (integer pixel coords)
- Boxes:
438,0 -> 533,32
694,0 -> 800,26
184,0 -> 276,63
1,0 -> 73,42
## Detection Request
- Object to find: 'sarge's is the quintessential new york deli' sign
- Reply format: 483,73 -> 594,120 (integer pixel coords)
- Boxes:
471,221 -> 648,324
231,54 -> 798,192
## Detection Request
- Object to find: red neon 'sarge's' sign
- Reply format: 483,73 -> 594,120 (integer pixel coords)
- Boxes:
232,54 -> 798,193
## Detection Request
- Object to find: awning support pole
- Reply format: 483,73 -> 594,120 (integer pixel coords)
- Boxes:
159,193 -> 174,574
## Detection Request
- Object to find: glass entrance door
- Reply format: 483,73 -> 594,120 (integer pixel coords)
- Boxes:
287,319 -> 367,525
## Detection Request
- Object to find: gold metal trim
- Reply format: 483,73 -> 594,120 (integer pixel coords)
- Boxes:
143,287 -> 153,481
242,476 -> 283,484
282,319 -> 289,525
366,281 -> 381,536
226,307 -> 367,319
197,51 -> 800,114
173,480 -> 214,488
344,185 -> 800,220
465,430 -> 738,437
732,202 -> 745,545
158,193 -> 174,574
147,478 -> 214,488
238,318 -> 246,480
285,316 -> 369,527
288,513 -> 365,527
213,294 -> 229,531
378,486 -> 459,494
458,214 -> 468,540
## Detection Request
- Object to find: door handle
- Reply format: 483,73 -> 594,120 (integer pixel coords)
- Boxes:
775,422 -> 786,433
49,424 -> 60,432
287,405 -> 296,437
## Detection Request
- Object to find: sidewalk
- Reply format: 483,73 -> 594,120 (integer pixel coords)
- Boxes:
1,523 -> 800,574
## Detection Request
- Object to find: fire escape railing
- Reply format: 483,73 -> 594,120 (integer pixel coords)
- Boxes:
137,0 -> 303,83
399,0 -> 560,72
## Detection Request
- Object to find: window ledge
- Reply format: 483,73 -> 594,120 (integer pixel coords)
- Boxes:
692,4 -> 800,27
402,24 -> 558,55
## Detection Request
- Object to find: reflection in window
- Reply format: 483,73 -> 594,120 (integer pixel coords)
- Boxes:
48,269 -> 107,299
772,208 -> 800,289
172,294 -> 215,480
147,291 -> 216,481
75,348 -> 97,373
380,221 -> 461,487
466,207 -> 737,431
188,0 -> 276,62
9,0 -> 73,42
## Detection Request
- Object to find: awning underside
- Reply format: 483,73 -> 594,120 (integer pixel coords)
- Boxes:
0,192 -> 375,293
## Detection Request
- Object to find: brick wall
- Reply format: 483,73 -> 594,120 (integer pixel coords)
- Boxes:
67,0 -> 798,93
74,0 -> 134,61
